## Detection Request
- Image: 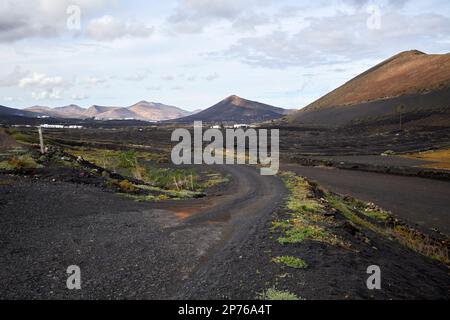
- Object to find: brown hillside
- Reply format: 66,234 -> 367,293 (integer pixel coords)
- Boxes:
305,50 -> 450,111
289,50 -> 450,127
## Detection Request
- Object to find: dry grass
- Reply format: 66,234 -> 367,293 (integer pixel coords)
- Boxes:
403,148 -> 450,170
279,171 -> 449,266
327,192 -> 449,265
393,225 -> 449,265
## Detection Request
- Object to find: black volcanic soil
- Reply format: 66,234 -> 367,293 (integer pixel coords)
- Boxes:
179,199 -> 450,300
1,126 -> 449,300
0,165 -> 287,299
278,125 -> 450,156
2,164 -> 449,300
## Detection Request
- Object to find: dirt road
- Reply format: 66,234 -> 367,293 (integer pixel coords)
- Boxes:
0,165 -> 287,299
283,164 -> 450,236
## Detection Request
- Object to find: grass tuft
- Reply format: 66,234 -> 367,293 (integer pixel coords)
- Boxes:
272,256 -> 308,269
259,288 -> 301,300
275,172 -> 350,249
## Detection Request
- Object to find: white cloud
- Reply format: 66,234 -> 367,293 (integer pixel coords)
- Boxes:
77,76 -> 107,88
86,15 -> 154,41
0,66 -> 29,87
161,75 -> 175,81
167,0 -> 273,33
204,73 -> 219,81
19,73 -> 66,89
71,93 -> 88,100
0,0 -> 112,42
32,88 -> 63,100
146,86 -> 162,91
124,71 -> 151,81
220,11 -> 450,68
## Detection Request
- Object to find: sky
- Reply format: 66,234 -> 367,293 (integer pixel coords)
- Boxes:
0,0 -> 449,111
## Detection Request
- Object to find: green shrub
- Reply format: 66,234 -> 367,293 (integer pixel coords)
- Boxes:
118,150 -> 137,168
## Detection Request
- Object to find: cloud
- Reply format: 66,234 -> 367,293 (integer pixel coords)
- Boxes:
1,69 -> 69,103
161,75 -> 175,81
78,76 -> 107,88
19,73 -> 66,89
32,88 -> 63,100
0,66 -> 29,87
86,15 -> 154,41
0,1 -> 152,42
124,72 -> 149,81
146,86 -> 162,91
343,0 -> 409,9
0,16 -> 58,43
167,0 -> 273,33
0,0 -> 111,42
71,93 -> 88,100
204,73 -> 220,81
219,11 -> 450,68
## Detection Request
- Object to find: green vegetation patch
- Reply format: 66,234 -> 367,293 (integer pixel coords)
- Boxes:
201,172 -> 230,190
274,172 -> 350,249
9,130 -> 39,144
68,147 -> 228,193
0,148 -> 40,171
259,288 -> 302,301
272,256 -> 308,269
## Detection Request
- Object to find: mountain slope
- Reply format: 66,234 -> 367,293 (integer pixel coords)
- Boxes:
128,101 -> 190,121
83,105 -> 119,118
20,101 -> 191,121
0,105 -> 39,118
173,95 -> 289,123
93,107 -> 137,120
290,50 -> 450,126
25,104 -> 85,119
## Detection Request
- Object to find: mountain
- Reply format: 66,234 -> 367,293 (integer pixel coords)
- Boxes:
128,101 -> 190,121
52,105 -> 85,118
94,107 -> 137,120
0,105 -> 38,118
172,95 -> 289,124
26,106 -> 52,113
25,104 -> 85,119
83,105 -> 119,118
21,101 -> 191,121
289,50 -> 450,127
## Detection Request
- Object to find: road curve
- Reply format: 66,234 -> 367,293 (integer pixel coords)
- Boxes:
0,165 -> 287,299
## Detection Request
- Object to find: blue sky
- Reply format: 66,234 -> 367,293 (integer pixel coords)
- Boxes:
0,0 -> 449,111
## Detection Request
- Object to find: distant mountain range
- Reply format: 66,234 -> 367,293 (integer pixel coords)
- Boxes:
23,101 -> 192,121
1,96 -> 290,124
288,50 -> 450,127
172,95 -> 291,124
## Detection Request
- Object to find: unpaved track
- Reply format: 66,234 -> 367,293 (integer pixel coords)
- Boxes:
0,165 -> 286,299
